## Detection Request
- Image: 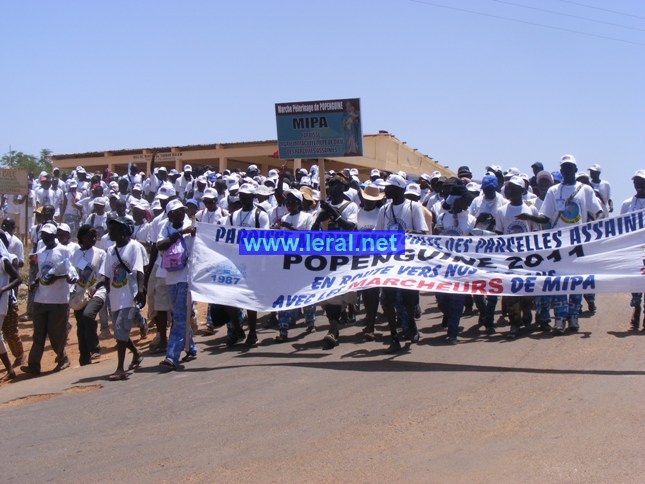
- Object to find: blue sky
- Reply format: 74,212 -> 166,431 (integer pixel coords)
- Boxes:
1,0 -> 643,205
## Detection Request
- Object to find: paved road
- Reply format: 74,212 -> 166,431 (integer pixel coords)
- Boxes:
1,293 -> 643,483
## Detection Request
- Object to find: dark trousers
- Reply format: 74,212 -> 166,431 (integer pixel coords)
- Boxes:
474,295 -> 498,328
360,287 -> 381,331
74,296 -> 104,365
28,303 -> 70,371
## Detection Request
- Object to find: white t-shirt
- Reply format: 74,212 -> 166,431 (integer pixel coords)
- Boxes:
539,182 -> 603,228
132,221 -> 151,245
71,246 -> 107,300
281,211 -> 313,230
434,211 -> 476,236
591,179 -> 611,205
63,191 -> 82,216
34,244 -> 75,304
0,255 -> 13,315
6,234 -> 24,265
228,207 -> 270,229
494,202 -> 539,234
324,200 -> 359,230
196,208 -> 228,225
85,212 -> 108,238
357,207 -> 380,231
470,192 -> 508,217
620,196 -> 645,215
100,240 -> 145,311
375,200 -> 427,232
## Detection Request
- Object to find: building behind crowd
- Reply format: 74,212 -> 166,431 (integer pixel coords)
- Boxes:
51,132 -> 454,179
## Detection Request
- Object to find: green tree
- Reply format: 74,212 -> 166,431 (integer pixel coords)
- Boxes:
1,148 -> 53,177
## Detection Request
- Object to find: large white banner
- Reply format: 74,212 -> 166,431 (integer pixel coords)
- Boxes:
190,210 -> 645,312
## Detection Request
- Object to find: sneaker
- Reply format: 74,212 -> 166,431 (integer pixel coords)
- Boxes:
90,352 -> 101,360
486,326 -> 496,335
305,325 -> 316,333
386,338 -> 402,354
506,327 -> 519,339
202,324 -> 216,335
414,304 -> 422,320
553,319 -> 566,335
445,336 -> 458,345
587,302 -> 597,314
568,318 -> 579,332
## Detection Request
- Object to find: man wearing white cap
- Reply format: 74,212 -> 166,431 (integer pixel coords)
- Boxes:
376,174 -> 428,352
21,223 -> 78,375
144,186 -> 177,353
144,154 -> 174,199
175,164 -> 194,200
61,180 -> 82,239
495,177 -> 539,339
518,155 -> 604,334
223,183 -> 269,348
196,188 -> 227,225
157,199 -> 197,370
588,164 -> 612,213
620,169 -> 645,330
85,197 -> 109,240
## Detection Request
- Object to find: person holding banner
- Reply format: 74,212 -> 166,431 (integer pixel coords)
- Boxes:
158,200 -> 198,370
494,176 -> 539,339
434,181 -> 477,344
274,189 -> 316,343
357,184 -> 385,340
470,173 -> 506,334
518,154 -> 604,334
225,183 -> 270,348
375,174 -> 428,353
620,169 -> 645,330
312,175 -> 358,350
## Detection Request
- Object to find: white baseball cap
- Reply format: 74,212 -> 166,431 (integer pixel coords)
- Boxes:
238,183 -> 256,195
382,174 -> 407,189
633,169 -> 645,180
165,199 -> 185,214
156,186 -> 177,200
404,183 -> 421,197
588,163 -> 601,172
560,154 -> 577,166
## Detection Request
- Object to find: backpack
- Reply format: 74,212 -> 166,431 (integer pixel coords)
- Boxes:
161,230 -> 188,272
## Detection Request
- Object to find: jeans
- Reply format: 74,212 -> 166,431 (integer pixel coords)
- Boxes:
64,214 -> 82,240
552,294 -> 582,321
437,293 -> 466,338
165,282 -> 196,366
534,296 -> 552,323
277,305 -> 316,337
